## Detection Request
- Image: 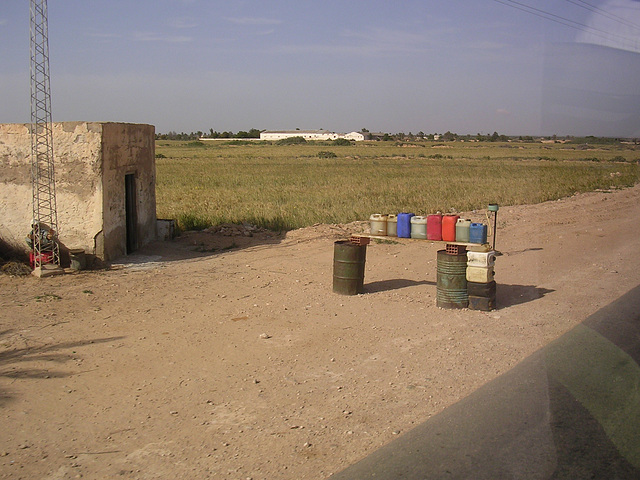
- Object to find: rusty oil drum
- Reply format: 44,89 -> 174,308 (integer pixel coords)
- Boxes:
333,240 -> 367,295
436,250 -> 468,308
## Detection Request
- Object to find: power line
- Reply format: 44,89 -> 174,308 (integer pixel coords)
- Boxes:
492,0 -> 639,50
498,0 -> 596,31
491,0 -> 598,33
564,0 -> 640,33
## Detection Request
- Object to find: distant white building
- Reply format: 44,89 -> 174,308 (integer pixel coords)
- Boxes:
343,131 -> 366,141
260,130 -> 367,141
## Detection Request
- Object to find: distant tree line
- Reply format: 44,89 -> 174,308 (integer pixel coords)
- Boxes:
156,128 -> 263,140
369,131 -> 512,142
565,135 -> 637,145
156,128 -> 638,144
371,131 -> 637,144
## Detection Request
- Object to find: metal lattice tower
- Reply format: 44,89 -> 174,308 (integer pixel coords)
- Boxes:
30,0 -> 60,268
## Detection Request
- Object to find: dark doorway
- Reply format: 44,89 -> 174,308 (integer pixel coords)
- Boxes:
125,174 -> 138,254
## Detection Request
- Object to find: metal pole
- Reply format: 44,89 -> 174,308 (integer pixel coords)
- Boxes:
492,210 -> 498,251
30,0 -> 60,270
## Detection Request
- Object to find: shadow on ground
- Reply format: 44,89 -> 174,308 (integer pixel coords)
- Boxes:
328,284 -> 640,479
0,334 -> 125,406
109,229 -> 286,268
361,279 -> 553,310
497,284 -> 555,308
363,279 -> 435,293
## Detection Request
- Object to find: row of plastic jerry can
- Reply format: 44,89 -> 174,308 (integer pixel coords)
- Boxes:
370,213 -> 488,244
466,250 -> 495,283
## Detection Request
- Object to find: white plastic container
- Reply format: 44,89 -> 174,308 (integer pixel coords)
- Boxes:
467,251 -> 496,268
386,214 -> 397,237
370,214 -> 387,236
466,266 -> 495,283
410,216 -> 427,239
456,218 -> 471,243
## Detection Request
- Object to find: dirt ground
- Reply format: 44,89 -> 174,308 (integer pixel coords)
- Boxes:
1,183 -> 639,480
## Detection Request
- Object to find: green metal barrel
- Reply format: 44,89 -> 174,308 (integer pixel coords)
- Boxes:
333,240 -> 367,295
436,250 -> 468,308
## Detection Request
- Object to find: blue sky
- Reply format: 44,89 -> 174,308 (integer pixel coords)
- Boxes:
1,0 -> 640,136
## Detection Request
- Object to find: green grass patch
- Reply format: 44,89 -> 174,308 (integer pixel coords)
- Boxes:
35,293 -> 61,302
276,136 -> 307,145
177,212 -> 211,231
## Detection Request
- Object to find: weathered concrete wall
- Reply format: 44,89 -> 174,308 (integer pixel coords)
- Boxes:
0,122 -> 104,253
0,122 -> 156,261
101,123 -> 156,260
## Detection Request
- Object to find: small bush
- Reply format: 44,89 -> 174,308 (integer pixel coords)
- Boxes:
222,140 -> 254,146
276,136 -> 307,145
318,151 -> 337,158
332,138 -> 352,146
177,213 -> 210,232
186,141 -> 206,147
245,214 -> 293,232
155,153 -> 166,158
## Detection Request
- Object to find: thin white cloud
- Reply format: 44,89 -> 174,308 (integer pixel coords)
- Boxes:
274,27 -> 436,57
468,40 -> 510,50
133,31 -> 160,42
341,27 -> 431,47
255,29 -> 276,36
496,108 -> 511,115
168,17 -> 199,29
89,32 -> 122,39
165,36 -> 194,44
275,43 -> 381,56
278,26 -> 455,57
133,31 -> 193,43
225,17 -> 282,26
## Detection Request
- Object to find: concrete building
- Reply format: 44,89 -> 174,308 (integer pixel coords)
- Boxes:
343,131 -> 366,141
0,122 -> 157,262
260,130 -> 367,141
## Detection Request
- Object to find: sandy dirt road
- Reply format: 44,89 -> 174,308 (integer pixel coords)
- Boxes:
1,183 -> 639,479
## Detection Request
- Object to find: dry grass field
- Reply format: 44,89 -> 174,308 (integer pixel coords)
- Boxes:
155,139 -> 639,231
